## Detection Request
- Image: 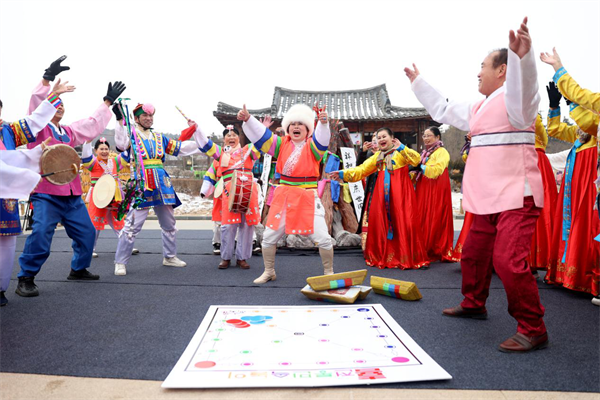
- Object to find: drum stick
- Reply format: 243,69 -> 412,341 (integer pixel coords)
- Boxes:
175,106 -> 190,122
41,163 -> 78,177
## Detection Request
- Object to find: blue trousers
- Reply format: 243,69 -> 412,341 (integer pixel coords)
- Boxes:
18,193 -> 96,278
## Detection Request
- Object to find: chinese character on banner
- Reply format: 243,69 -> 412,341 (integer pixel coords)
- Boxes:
339,147 -> 364,219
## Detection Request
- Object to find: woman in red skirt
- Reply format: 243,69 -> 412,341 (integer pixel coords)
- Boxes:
331,128 -> 429,270
546,101 -> 599,297
82,138 -> 129,258
413,126 -> 454,262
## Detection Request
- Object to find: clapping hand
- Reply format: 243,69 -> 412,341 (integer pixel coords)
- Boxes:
237,104 -> 250,122
509,17 -> 532,59
52,78 -> 76,96
540,47 -> 564,72
260,115 -> 273,128
546,81 -> 562,109
404,63 -> 420,83
43,55 -> 70,81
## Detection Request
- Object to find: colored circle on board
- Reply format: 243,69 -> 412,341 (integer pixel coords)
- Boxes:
240,350 -> 251,354
385,345 -> 396,349
242,362 -> 253,366
377,335 -> 387,338
317,361 -> 328,365
365,317 -> 373,320
279,362 -> 291,366
357,308 -> 370,312
342,316 -> 350,319
392,357 -> 410,363
354,360 -> 366,364
273,340 -> 282,344
319,339 -> 329,342
352,348 -> 363,351
320,324 -> 329,327
226,319 -> 244,325
208,350 -> 216,353
371,326 -> 380,329
195,361 -> 216,369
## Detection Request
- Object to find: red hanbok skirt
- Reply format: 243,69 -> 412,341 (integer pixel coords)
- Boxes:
449,211 -> 474,262
546,147 -> 600,296
528,148 -> 558,271
416,168 -> 454,262
364,167 -> 429,269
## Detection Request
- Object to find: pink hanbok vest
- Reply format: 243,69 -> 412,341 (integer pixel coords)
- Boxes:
463,93 -> 544,215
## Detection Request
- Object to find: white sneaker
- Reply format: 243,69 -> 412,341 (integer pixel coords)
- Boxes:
92,252 -> 98,258
114,263 -> 127,276
163,256 -> 187,267
592,296 -> 600,307
132,248 -> 140,255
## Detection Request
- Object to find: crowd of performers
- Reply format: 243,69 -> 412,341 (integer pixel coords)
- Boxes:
1,18 -> 599,352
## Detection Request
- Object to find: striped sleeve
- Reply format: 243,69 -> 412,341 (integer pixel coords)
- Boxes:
164,136 -> 182,156
203,160 -> 218,185
81,155 -> 96,171
9,119 -> 35,146
199,139 -> 222,159
309,135 -> 328,162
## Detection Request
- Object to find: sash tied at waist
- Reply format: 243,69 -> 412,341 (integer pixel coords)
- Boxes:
471,131 -> 535,148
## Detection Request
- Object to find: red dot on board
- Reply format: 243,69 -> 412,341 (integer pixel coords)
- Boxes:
195,361 -> 216,368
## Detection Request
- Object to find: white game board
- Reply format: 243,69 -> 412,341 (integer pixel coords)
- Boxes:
163,304 -> 451,388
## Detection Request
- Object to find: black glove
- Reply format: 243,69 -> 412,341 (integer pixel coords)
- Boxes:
546,81 -> 562,109
104,81 -> 126,105
43,55 -> 70,81
112,104 -> 124,120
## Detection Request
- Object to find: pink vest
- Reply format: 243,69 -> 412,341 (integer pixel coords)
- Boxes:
463,93 -> 544,215
28,125 -> 83,196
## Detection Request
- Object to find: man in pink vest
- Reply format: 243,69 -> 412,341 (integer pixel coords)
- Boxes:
16,55 -> 126,298
405,17 -> 548,352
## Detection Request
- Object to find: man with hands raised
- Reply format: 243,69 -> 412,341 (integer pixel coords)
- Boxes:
16,55 -> 127,298
404,18 -> 548,353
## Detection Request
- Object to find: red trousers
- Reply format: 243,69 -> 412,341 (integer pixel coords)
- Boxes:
461,197 -> 546,336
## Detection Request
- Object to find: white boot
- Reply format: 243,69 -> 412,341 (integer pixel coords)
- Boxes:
254,245 -> 276,284
163,256 -> 187,267
114,263 -> 127,276
319,247 -> 334,275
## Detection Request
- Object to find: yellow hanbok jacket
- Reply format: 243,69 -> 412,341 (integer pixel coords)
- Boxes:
340,146 -> 420,182
554,68 -> 600,114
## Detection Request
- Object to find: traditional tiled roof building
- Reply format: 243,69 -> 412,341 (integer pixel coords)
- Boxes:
213,84 -> 438,149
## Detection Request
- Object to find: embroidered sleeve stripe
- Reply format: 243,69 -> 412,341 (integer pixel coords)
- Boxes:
46,92 -> 62,108
166,139 -> 181,156
553,67 -> 567,84
310,140 -> 326,161
548,108 -> 561,119
11,119 -> 35,146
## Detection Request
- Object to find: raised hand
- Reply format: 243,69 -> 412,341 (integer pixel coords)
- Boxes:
103,81 -> 126,105
546,81 -> 562,109
187,119 -> 198,128
260,115 -> 273,128
404,63 -> 420,83
319,110 -> 328,125
43,55 -> 70,81
112,104 -> 124,121
52,78 -> 76,96
237,104 -> 250,122
508,17 -> 531,59
392,138 -> 402,149
540,47 -> 563,72
362,141 -> 373,152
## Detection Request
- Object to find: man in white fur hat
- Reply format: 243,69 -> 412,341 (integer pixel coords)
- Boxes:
237,103 -> 334,283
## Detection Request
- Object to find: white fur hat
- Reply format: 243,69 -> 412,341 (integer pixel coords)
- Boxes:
281,104 -> 315,135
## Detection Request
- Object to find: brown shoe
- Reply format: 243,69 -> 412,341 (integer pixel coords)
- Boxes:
499,332 -> 548,353
236,260 -> 250,269
218,260 -> 230,269
442,305 -> 488,320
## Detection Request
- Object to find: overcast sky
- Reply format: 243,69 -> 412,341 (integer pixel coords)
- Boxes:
1,0 -> 598,137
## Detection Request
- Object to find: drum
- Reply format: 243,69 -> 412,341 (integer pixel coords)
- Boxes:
40,144 -> 80,185
228,170 -> 253,214
93,174 -> 117,209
